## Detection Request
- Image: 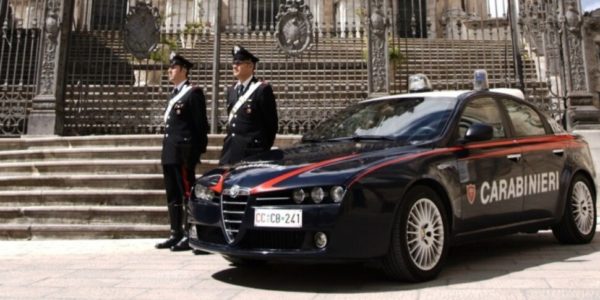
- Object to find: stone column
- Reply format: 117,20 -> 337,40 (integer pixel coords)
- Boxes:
465,0 -> 488,19
220,0 -> 230,32
367,0 -> 389,96
440,0 -> 466,39
27,0 -> 74,135
560,0 -> 599,129
322,0 -> 334,30
582,9 -> 600,106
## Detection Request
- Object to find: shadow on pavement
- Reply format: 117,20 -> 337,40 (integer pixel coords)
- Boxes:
211,231 -> 599,293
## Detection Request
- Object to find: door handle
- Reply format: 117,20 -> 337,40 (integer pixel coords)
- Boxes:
552,149 -> 564,156
506,154 -> 522,162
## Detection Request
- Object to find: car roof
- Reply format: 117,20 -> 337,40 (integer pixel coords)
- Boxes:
361,88 -> 525,103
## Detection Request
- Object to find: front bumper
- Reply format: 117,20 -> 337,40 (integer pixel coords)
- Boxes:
188,189 -> 394,260
188,197 -> 341,259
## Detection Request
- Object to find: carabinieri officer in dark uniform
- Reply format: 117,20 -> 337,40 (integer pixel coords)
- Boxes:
156,53 -> 209,251
219,45 -> 278,165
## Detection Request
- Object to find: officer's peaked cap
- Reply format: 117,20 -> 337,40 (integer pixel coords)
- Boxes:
232,45 -> 259,63
169,52 -> 194,69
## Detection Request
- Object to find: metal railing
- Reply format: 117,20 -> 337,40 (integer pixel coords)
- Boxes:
0,0 -> 43,136
0,0 -> 567,136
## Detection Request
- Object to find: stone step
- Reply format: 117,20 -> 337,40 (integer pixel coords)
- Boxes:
0,146 -> 223,162
0,159 -> 218,175
0,189 -> 164,207
0,206 -> 167,225
0,223 -> 167,239
0,135 -> 167,150
0,134 -> 300,151
0,174 -> 166,190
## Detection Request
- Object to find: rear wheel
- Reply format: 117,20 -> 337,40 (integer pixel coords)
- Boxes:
382,186 -> 449,282
552,174 -> 596,244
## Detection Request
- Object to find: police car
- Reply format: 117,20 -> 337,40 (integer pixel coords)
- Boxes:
188,71 -> 597,282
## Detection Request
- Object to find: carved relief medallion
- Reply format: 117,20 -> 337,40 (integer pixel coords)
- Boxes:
123,2 -> 161,60
275,0 -> 313,57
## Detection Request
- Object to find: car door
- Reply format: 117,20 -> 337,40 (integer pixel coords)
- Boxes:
501,98 -> 565,220
453,96 -> 524,233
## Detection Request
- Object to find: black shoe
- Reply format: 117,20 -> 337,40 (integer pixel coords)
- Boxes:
155,234 -> 182,249
170,237 -> 192,251
193,249 -> 211,255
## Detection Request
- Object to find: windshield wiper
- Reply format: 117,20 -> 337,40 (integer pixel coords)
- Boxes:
327,134 -> 397,142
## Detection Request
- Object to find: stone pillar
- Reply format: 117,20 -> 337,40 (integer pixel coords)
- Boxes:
560,0 -> 599,129
322,0 -> 334,29
367,0 -> 389,96
220,0 -> 230,32
27,0 -> 74,136
426,0 -> 436,38
582,9 -> 600,106
440,0 -> 466,39
465,0 -> 488,19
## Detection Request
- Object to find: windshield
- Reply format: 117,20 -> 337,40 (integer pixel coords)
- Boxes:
303,97 -> 457,144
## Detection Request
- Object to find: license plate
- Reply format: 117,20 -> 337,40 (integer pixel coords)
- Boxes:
254,208 -> 302,228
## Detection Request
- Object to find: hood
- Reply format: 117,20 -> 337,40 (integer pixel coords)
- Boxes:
213,141 -> 427,194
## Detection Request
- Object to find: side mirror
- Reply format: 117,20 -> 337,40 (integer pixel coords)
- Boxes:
463,123 -> 493,143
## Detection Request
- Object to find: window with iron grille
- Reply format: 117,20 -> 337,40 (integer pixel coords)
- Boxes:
397,0 -> 427,38
248,0 -> 285,31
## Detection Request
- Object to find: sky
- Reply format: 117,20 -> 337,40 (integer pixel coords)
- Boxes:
487,0 -> 600,16
582,0 -> 600,12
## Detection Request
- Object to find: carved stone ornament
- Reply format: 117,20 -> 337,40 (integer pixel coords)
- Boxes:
39,0 -> 61,96
369,0 -> 388,93
371,6 -> 386,37
275,0 -> 313,57
123,2 -> 161,60
565,1 -> 581,34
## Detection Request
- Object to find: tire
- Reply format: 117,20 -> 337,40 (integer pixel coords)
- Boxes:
382,185 -> 449,282
222,255 -> 267,267
552,174 -> 596,244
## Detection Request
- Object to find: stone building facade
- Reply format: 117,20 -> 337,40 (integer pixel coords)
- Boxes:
0,0 -> 598,136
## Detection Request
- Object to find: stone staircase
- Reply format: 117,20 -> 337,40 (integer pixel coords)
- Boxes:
0,134 -> 300,239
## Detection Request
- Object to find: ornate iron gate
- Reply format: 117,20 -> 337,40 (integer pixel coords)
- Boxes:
58,0 -> 584,136
63,0 -> 369,135
0,0 -> 43,136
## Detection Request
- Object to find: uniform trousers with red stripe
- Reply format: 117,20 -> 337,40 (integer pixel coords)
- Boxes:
162,164 -> 195,236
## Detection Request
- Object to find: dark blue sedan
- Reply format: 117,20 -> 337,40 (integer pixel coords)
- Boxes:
188,81 -> 596,282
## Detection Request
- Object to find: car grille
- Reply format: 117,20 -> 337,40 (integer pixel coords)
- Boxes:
221,194 -> 247,243
254,194 -> 292,206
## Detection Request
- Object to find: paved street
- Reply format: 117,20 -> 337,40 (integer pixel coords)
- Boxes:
1,229 -> 600,300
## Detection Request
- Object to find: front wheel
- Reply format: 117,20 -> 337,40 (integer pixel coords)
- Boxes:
552,174 -> 596,244
382,186 -> 449,282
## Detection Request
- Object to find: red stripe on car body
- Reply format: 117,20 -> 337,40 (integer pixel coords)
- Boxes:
250,154 -> 359,194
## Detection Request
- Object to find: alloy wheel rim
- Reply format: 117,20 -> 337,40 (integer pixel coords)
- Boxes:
571,181 -> 595,235
405,198 -> 444,271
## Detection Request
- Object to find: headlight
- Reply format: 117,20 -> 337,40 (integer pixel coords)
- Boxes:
193,183 -> 214,201
330,186 -> 345,203
311,187 -> 325,203
292,189 -> 305,204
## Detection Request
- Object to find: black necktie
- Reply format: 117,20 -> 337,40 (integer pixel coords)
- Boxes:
236,85 -> 244,97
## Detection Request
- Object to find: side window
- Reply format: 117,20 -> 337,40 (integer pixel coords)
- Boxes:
502,99 -> 547,137
459,97 -> 506,139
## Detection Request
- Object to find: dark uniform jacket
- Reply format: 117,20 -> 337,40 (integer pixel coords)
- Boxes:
219,77 -> 278,165
161,83 -> 209,166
